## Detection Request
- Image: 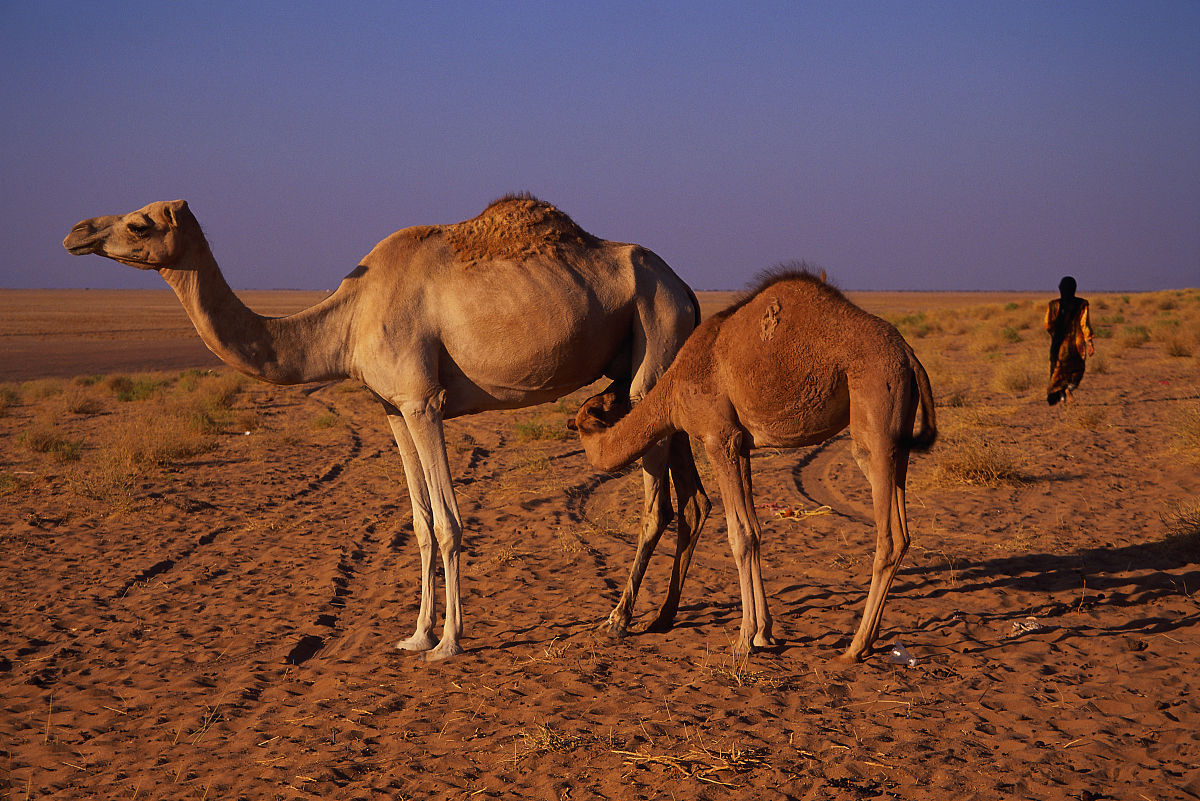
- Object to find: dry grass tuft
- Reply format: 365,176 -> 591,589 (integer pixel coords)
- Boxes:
106,374 -> 169,402
1158,499 -> 1200,561
510,723 -> 593,762
1074,406 -> 1108,431
21,379 -> 64,401
0,385 -> 19,416
1120,325 -> 1151,350
62,388 -> 104,415
890,311 -> 939,339
1163,336 -> 1194,358
700,644 -> 781,689
57,370 -> 254,506
0,470 -> 32,496
991,356 -> 1042,395
513,417 -> 570,442
613,741 -> 769,787
1174,403 -> 1200,462
68,416 -> 218,507
310,412 -> 341,430
21,425 -> 83,463
936,385 -> 971,408
931,436 -> 1025,487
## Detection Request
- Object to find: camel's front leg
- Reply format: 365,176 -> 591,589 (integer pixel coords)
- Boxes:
384,408 -> 439,652
603,438 -> 672,638
705,431 -> 774,653
399,393 -> 465,660
646,432 -> 711,632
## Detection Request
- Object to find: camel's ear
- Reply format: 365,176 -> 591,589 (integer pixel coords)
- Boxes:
164,200 -> 190,229
566,417 -> 578,432
573,401 -> 613,434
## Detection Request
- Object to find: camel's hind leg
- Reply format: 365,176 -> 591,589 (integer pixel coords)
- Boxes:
841,421 -> 913,663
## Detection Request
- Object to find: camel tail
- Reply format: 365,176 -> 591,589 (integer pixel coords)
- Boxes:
900,345 -> 937,452
685,284 -> 702,329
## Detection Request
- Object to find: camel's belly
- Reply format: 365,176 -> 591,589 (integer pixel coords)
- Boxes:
735,372 -> 851,449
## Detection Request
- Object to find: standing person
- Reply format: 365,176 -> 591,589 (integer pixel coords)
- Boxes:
1044,276 -> 1095,405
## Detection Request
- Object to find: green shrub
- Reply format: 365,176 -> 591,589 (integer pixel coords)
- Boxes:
514,419 -> 569,442
107,374 -> 169,401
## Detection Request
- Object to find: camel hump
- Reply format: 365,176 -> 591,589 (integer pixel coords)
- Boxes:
441,193 -> 600,263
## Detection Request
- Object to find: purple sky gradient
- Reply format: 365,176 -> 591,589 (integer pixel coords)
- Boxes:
2,2 -> 1196,292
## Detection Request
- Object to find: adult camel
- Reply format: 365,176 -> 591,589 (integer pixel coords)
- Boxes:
64,194 -> 710,660
571,269 -> 936,662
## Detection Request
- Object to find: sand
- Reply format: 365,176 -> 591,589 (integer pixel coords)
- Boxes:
1,289 -> 1198,800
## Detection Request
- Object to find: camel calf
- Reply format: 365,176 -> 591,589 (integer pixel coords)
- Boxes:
571,269 -> 936,662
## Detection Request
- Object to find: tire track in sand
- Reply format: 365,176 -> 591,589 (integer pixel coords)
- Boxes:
13,388 -> 366,692
787,432 -> 873,524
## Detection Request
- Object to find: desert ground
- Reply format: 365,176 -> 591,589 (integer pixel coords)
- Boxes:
1,287 -> 1198,800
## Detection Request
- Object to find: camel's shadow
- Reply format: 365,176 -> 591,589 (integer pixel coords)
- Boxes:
668,535 -> 1200,656
889,535 -> 1200,647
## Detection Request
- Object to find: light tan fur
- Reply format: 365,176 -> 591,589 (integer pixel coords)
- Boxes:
571,270 -> 936,662
64,197 -> 711,660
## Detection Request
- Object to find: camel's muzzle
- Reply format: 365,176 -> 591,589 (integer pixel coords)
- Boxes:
63,218 -> 109,255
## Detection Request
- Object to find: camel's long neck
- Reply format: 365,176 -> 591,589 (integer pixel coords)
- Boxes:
582,383 -> 677,472
158,247 -> 353,385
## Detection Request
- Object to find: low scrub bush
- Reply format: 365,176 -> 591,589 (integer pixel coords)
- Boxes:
21,426 -> 83,463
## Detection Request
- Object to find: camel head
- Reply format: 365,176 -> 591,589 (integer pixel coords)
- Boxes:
63,200 -> 202,270
568,391 -> 631,435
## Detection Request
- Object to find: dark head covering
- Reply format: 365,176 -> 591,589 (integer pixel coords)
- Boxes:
1059,276 -> 1077,298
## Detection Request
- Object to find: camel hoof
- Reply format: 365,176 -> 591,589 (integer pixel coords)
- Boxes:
644,612 -> 676,633
396,633 -> 437,652
421,641 -> 464,662
600,617 -> 630,640
831,650 -> 863,666
753,634 -> 778,648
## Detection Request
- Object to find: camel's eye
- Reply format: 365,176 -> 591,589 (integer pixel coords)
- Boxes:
127,218 -> 151,237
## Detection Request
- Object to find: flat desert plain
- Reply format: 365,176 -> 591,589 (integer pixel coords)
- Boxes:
1,288 -> 1198,800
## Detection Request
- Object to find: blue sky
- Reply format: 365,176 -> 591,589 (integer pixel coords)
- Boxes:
2,1 -> 1196,291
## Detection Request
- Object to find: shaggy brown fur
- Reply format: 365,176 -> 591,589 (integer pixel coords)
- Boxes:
440,194 -> 599,264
